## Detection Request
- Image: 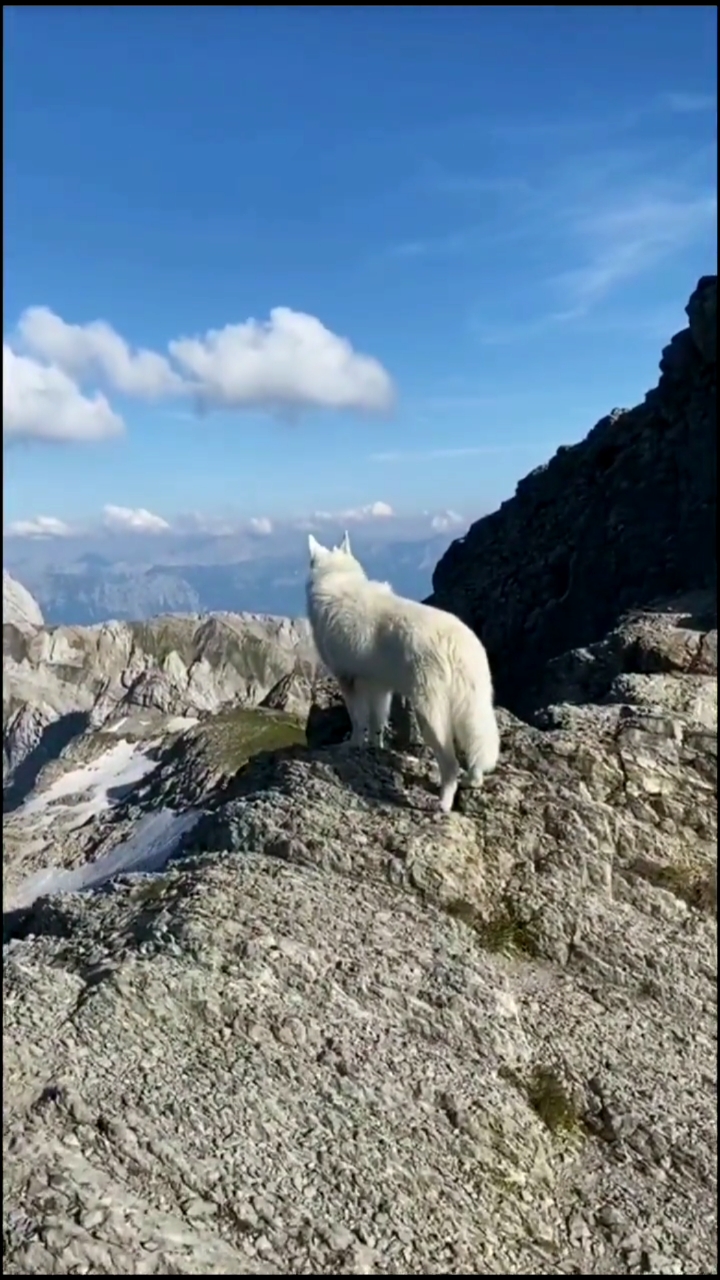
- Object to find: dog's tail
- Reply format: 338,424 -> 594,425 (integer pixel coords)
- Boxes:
450,655 -> 500,782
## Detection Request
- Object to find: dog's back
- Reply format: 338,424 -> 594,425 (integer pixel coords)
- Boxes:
308,566 -> 489,702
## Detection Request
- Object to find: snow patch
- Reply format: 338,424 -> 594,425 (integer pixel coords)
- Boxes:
7,808 -> 201,911
165,715 -> 200,733
21,739 -> 160,831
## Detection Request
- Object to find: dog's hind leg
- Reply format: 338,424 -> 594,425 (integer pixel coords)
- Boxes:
454,699 -> 500,788
415,696 -> 461,813
338,676 -> 370,747
367,685 -> 393,749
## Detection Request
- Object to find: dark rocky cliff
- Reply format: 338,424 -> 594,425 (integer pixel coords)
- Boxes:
428,275 -> 717,715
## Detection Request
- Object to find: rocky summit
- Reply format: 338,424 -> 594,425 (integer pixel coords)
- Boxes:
3,278 -> 717,1276
429,274 -> 717,719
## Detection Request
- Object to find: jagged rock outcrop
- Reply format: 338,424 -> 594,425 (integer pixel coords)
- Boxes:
3,569 -> 44,631
429,276 -> 717,716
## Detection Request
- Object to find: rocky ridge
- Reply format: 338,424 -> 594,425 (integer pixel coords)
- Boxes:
2,278 -> 717,1275
429,275 -> 717,717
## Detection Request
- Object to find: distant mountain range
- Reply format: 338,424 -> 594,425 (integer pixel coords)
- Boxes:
3,524 -> 456,626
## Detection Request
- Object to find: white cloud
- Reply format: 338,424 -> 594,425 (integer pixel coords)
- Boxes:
313,500 -> 395,523
248,516 -> 273,535
430,510 -> 465,532
356,500 -> 394,519
8,305 -> 395,425
2,503 -> 469,547
3,345 -> 124,443
102,504 -> 171,533
4,515 -> 72,538
18,307 -> 184,399
169,307 -> 395,413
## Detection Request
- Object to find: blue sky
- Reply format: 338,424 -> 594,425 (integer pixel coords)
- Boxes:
3,5 -> 717,541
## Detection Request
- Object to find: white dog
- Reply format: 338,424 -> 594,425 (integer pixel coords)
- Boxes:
306,531 -> 500,812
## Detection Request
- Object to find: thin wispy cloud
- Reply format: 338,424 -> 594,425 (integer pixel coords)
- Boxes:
408,391 -> 544,412
416,162 -> 531,199
470,135 -> 716,344
385,230 -> 477,261
661,91 -> 717,115
551,191 -> 717,310
371,444 -> 551,463
470,310 -> 581,346
385,92 -> 715,331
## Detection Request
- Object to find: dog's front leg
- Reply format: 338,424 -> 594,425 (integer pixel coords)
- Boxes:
368,687 -> 393,749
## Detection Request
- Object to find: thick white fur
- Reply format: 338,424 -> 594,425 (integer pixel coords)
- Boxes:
306,531 -> 500,812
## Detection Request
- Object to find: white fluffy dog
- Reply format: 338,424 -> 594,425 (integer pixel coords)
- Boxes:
306,531 -> 500,812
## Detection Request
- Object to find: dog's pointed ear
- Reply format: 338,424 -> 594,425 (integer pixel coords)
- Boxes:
308,533 -> 324,565
339,530 -> 352,555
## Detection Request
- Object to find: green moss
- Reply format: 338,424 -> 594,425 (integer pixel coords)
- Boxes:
130,875 -> 174,906
445,897 -> 541,958
525,1066 -> 582,1135
500,1064 -> 584,1138
194,706 -> 305,774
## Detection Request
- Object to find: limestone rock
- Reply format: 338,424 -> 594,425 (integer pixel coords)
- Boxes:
3,569 -> 44,631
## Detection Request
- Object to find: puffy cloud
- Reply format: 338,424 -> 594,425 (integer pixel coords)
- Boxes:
9,305 -> 395,427
169,308 -> 395,413
312,501 -> 395,524
102,504 -> 171,533
364,500 -> 394,518
18,307 -> 184,399
248,516 -> 273,535
4,515 -> 72,538
3,345 -> 123,443
342,500 -> 395,520
430,510 -> 465,532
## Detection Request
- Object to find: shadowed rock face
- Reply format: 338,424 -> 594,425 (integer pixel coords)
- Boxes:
2,278 -> 717,1276
428,276 -> 717,717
